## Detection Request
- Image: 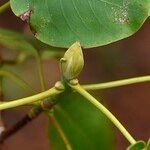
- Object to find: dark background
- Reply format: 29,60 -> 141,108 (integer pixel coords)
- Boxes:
0,1 -> 150,149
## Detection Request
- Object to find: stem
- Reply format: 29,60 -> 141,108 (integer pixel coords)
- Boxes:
0,52 -> 58,142
0,87 -> 63,110
0,2 -> 10,14
0,114 -> 32,143
37,52 -> 72,150
0,49 -> 63,142
2,53 -> 27,66
0,77 -> 5,136
0,57 -> 5,137
0,69 -> 35,94
48,113 -> 72,150
0,91 -> 62,142
37,53 -> 72,150
0,104 -> 43,143
36,54 -> 46,91
82,75 -> 150,90
70,83 -> 136,145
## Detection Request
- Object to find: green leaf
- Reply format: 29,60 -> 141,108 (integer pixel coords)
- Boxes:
127,141 -> 146,150
48,92 -> 115,150
10,0 -> 150,48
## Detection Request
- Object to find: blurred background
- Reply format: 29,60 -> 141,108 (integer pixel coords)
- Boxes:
0,0 -> 150,149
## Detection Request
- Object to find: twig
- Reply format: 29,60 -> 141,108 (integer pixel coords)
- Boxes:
0,86 -> 63,111
0,54 -> 64,143
82,75 -> 150,90
0,96 -> 61,143
0,52 -> 66,144
37,55 -> 72,149
0,104 -> 43,143
0,114 -> 32,143
0,53 -> 46,143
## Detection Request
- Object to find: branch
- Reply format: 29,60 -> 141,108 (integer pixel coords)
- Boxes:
70,81 -> 136,145
0,105 -> 43,143
0,114 -> 32,143
37,53 -> 72,150
0,52 -> 61,143
0,105 -> 42,143
0,93 -> 62,143
82,75 -> 150,90
0,50 -> 65,143
0,86 -> 64,111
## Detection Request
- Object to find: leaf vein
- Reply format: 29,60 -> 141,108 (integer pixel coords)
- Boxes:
59,0 -> 79,39
71,0 -> 92,32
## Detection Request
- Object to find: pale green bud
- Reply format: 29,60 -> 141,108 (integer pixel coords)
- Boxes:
60,42 -> 84,80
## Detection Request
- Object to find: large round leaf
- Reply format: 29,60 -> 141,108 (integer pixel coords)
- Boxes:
48,93 -> 115,150
10,0 -> 150,48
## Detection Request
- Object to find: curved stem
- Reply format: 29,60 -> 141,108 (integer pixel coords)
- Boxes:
82,75 -> 150,90
70,83 -> 136,145
0,87 -> 63,110
0,2 -> 10,14
0,69 -> 35,94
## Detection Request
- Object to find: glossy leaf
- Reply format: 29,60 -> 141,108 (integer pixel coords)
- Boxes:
127,141 -> 146,150
48,92 -> 115,150
10,0 -> 150,48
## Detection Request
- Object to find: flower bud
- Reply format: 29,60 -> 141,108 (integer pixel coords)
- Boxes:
60,42 -> 84,80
